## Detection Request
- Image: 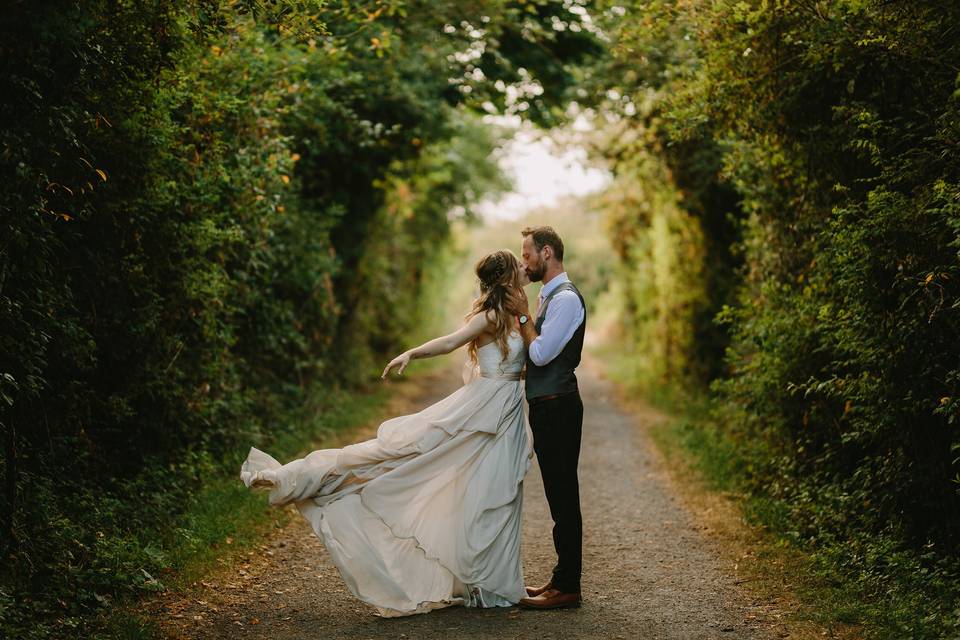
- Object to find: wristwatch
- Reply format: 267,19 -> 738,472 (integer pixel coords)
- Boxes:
518,314 -> 529,325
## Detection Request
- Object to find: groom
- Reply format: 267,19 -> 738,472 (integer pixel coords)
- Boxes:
512,225 -> 586,610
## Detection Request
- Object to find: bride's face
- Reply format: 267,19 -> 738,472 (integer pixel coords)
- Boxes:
516,261 -> 531,288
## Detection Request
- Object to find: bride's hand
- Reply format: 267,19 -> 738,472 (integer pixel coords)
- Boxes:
381,351 -> 412,378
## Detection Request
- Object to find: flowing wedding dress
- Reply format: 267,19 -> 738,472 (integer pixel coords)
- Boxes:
240,331 -> 533,617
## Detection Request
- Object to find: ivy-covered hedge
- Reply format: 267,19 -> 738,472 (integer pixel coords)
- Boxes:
0,2 -> 600,636
594,1 -> 960,635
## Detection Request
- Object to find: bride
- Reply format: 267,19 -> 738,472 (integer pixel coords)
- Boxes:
240,249 -> 534,617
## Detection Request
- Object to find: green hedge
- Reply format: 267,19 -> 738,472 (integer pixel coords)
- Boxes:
595,1 -> 960,636
0,2 -> 601,637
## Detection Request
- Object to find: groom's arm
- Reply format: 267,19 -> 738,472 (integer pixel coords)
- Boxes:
526,292 -> 583,366
518,312 -> 538,348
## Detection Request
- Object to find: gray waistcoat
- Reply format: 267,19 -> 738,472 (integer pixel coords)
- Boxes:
525,280 -> 586,400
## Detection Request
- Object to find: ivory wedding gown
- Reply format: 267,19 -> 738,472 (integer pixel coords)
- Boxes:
240,331 -> 533,617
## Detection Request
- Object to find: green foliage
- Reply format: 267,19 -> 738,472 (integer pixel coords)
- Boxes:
0,1 -> 600,637
589,0 -> 742,389
595,141 -> 710,387
595,1 -> 960,636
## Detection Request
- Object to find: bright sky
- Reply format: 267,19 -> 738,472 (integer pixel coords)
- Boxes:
475,115 -> 612,221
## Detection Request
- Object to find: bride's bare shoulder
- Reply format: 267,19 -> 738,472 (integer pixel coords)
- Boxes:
466,308 -> 497,327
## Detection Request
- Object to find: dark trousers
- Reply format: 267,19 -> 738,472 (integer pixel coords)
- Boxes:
528,391 -> 583,593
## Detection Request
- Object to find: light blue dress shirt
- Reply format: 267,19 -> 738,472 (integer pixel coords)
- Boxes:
528,272 -> 585,367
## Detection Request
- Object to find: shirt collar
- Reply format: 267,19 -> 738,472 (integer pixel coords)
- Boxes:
538,271 -> 570,301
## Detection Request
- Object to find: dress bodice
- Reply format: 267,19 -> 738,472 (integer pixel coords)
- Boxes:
476,331 -> 526,380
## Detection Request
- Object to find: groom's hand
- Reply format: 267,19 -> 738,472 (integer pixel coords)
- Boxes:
508,288 -> 530,317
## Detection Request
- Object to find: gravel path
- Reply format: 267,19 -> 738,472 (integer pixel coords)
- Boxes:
153,361 -> 787,639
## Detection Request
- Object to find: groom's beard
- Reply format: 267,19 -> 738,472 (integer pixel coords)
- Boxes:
525,264 -> 546,282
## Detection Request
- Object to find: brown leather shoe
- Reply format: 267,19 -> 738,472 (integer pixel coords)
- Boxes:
524,581 -> 553,597
517,588 -> 582,609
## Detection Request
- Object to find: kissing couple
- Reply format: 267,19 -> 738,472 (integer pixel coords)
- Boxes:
241,225 -> 586,616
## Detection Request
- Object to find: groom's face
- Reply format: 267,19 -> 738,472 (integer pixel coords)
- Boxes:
521,236 -> 547,283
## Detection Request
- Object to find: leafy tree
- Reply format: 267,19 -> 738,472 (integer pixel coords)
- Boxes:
0,1 -> 602,636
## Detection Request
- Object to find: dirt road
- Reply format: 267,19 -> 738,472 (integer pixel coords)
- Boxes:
154,362 -> 787,639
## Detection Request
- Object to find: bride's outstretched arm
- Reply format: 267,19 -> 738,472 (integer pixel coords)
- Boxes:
381,311 -> 493,378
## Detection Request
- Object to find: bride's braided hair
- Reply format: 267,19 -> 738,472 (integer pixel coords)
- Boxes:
465,249 -> 523,365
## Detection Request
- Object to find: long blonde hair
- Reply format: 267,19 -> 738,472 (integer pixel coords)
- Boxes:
465,249 -> 524,365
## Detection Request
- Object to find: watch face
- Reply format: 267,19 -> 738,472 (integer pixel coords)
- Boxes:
520,314 -> 528,324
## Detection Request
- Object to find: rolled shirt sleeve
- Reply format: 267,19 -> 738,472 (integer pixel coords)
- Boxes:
528,290 -> 585,366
